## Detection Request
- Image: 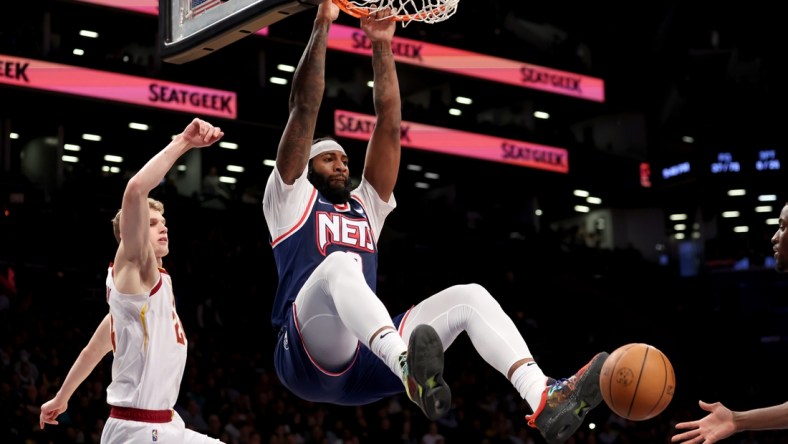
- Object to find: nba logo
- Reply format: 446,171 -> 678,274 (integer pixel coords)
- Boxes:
283,332 -> 289,350
152,429 -> 158,442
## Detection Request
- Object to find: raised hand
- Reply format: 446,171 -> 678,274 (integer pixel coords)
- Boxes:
360,7 -> 395,43
181,118 -> 224,148
317,0 -> 339,22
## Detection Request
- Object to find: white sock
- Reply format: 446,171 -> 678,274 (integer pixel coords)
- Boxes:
369,328 -> 407,379
511,362 -> 548,412
398,284 -> 549,409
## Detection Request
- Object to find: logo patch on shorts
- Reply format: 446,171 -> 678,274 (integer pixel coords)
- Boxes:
283,331 -> 289,350
152,429 -> 158,441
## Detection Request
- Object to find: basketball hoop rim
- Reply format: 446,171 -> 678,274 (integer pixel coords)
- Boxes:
331,0 -> 451,22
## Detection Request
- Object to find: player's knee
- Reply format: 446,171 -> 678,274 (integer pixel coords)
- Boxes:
323,251 -> 362,274
451,283 -> 499,307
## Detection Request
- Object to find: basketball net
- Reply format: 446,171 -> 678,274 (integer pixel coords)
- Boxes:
333,0 -> 459,25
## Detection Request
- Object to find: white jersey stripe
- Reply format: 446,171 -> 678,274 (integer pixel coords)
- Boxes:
271,188 -> 318,248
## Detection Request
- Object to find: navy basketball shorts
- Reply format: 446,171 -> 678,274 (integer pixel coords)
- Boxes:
274,310 -> 410,405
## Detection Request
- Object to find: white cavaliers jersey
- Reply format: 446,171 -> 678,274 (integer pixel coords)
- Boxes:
105,266 -> 188,410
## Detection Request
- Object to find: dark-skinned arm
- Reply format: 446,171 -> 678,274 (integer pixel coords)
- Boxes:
275,0 -> 339,185
361,10 -> 401,202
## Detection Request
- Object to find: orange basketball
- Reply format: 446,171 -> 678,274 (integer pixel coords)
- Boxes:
599,343 -> 676,421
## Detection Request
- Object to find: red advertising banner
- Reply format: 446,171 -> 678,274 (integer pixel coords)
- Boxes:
77,0 -> 605,102
75,1 -> 598,101
0,54 -> 237,119
75,0 -> 158,15
327,24 -> 604,103
334,110 -> 568,173
73,0 -> 269,35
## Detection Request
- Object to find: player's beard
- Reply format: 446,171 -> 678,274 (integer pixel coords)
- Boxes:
309,170 -> 352,204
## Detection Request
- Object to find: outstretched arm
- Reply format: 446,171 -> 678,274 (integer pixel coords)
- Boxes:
672,400 -> 788,443
113,119 -> 223,297
40,314 -> 113,429
276,0 -> 339,185
361,10 -> 401,202
117,118 -> 223,267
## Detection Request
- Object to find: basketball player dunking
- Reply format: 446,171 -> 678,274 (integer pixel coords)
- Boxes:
263,1 -> 609,442
40,118 -> 225,444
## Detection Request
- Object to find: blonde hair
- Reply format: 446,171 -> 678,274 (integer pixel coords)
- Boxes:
111,198 -> 164,243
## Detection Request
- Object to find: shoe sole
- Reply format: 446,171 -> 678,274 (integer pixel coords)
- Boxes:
544,352 -> 609,444
407,324 -> 451,420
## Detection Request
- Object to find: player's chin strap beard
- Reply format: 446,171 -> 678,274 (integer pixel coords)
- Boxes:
308,167 -> 352,205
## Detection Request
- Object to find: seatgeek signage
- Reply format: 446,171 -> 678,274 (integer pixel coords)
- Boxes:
0,54 -> 237,119
334,110 -> 569,173
74,0 -> 159,14
327,24 -> 605,102
79,0 -> 600,101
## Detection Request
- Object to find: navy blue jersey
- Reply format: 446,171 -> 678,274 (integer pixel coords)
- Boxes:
263,168 -> 396,331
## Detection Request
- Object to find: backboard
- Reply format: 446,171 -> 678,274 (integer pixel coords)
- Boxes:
160,0 -> 321,64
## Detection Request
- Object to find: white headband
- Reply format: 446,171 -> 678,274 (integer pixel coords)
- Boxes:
310,139 -> 346,159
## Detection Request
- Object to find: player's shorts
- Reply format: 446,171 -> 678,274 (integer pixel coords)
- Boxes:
274,308 -> 409,405
101,408 -> 222,444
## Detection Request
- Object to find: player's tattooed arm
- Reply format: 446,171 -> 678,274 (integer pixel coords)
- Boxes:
276,3 -> 336,184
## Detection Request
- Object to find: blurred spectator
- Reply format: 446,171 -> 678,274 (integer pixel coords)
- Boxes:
203,165 -> 231,210
421,422 -> 444,444
178,398 -> 210,434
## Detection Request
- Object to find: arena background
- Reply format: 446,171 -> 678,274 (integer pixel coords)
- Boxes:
2,1 -> 788,443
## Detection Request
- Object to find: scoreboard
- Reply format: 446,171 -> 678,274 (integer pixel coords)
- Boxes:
654,147 -> 784,188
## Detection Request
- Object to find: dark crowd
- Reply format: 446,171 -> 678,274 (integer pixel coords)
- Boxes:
3,171 -> 788,444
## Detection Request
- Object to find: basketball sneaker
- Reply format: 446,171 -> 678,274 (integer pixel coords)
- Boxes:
526,352 -> 609,444
400,324 -> 451,421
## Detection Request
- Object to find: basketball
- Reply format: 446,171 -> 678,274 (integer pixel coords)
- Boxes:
599,343 -> 676,421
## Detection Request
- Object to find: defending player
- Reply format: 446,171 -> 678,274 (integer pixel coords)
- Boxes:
40,118 -> 225,444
